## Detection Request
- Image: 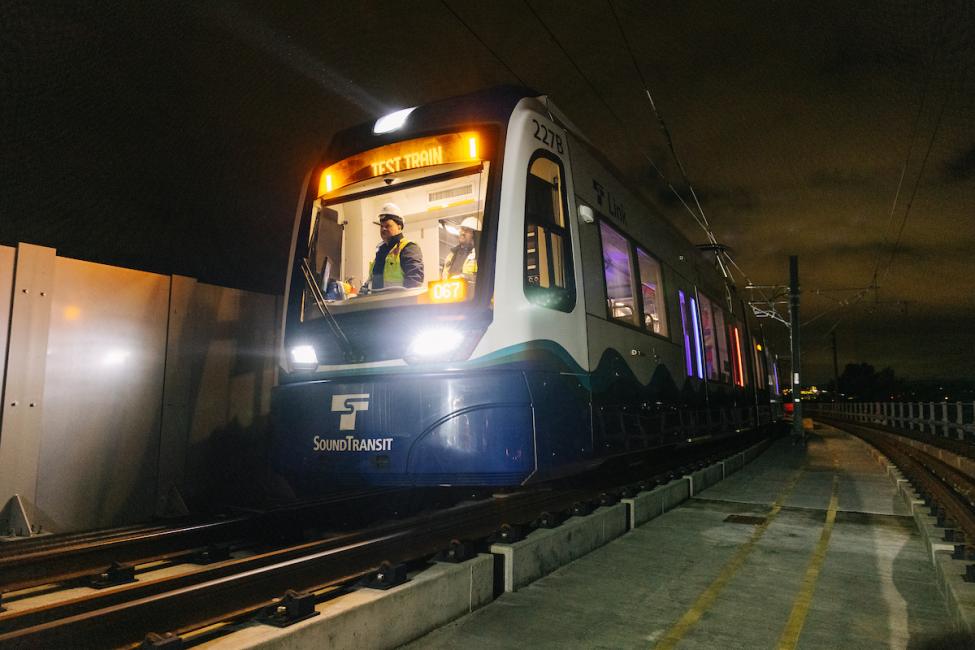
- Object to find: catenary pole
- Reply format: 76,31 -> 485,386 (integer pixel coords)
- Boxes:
789,256 -> 802,438
831,330 -> 839,403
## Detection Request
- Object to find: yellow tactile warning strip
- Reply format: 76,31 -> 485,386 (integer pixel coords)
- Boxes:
653,465 -> 807,650
776,453 -> 841,649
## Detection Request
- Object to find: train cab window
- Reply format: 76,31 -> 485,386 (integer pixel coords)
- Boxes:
698,295 -> 718,380
635,248 -> 668,336
302,134 -> 492,319
524,153 -> 574,311
712,305 -> 730,383
600,222 -> 638,326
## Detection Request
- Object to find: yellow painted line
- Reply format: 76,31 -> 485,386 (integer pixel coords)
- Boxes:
776,456 -> 841,650
653,466 -> 806,650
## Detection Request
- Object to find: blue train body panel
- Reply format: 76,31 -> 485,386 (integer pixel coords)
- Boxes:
271,368 -> 593,490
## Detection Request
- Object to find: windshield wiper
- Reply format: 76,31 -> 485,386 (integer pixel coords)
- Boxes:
300,260 -> 364,363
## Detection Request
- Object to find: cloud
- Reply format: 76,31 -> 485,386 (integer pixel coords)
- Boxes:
656,184 -> 759,212
807,168 -> 878,190
944,144 -> 975,182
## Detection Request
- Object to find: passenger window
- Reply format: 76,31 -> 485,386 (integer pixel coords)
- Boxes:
754,338 -> 768,389
678,289 -> 703,379
524,153 -> 574,311
636,248 -> 667,336
729,323 -> 746,387
712,305 -> 730,383
600,222 -> 638,326
699,295 -> 718,380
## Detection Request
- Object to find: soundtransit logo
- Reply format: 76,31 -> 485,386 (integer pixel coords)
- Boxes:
331,393 -> 369,430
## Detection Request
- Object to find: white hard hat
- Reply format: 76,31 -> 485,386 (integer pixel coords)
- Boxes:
379,202 -> 404,226
460,216 -> 481,231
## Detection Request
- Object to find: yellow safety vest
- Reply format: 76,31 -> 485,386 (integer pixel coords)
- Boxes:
441,248 -> 477,280
369,238 -> 412,287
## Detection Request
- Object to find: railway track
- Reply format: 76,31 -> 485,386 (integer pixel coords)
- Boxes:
820,417 -> 975,557
0,488 -> 414,597
0,431 -> 770,648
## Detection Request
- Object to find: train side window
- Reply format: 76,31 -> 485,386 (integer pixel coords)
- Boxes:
754,338 -> 768,389
599,221 -> 639,326
678,290 -> 703,379
524,153 -> 575,311
699,295 -> 718,380
635,248 -> 668,337
729,324 -> 746,387
712,306 -> 730,383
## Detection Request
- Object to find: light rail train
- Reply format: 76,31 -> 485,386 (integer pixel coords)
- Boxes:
272,86 -> 782,492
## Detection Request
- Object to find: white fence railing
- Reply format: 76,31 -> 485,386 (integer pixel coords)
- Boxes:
808,401 -> 975,441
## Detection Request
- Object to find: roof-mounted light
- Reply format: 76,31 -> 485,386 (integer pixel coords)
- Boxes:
373,107 -> 416,134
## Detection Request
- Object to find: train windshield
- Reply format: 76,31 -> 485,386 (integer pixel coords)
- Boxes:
301,132 -> 491,320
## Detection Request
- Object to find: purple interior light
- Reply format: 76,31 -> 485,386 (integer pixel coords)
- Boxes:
690,297 -> 704,379
678,290 -> 692,376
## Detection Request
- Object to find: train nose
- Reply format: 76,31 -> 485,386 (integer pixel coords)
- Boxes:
271,371 -> 536,489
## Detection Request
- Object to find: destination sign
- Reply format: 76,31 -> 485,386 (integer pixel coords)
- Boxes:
319,131 -> 481,197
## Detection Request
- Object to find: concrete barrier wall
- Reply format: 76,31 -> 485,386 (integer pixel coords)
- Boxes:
0,243 -> 280,534
207,556 -> 496,650
491,504 -> 628,593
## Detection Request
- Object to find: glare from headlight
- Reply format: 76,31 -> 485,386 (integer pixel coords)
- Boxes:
407,328 -> 465,359
290,344 -> 318,367
373,107 -> 416,134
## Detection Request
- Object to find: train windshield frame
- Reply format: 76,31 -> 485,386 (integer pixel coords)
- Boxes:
298,130 -> 497,322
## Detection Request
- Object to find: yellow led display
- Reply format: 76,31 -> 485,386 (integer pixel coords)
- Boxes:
426,278 -> 468,304
319,131 -> 481,197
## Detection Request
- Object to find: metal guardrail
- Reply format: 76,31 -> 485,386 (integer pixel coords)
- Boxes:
808,401 -> 975,442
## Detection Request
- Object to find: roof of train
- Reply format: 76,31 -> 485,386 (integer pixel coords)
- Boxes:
320,84 -> 736,306
323,85 -> 538,165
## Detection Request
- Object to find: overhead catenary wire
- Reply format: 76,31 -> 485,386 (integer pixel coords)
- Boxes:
869,5 -> 946,294
877,82 -> 951,288
606,0 -> 793,325
796,4 -> 950,335
602,0 -> 730,279
442,0 -> 709,239
447,0 -> 780,324
439,1 -> 528,87
518,0 -> 730,271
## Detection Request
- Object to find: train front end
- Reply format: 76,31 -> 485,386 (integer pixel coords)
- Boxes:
272,91 -> 538,491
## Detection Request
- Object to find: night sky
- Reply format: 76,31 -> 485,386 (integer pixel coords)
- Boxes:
2,1 -> 973,383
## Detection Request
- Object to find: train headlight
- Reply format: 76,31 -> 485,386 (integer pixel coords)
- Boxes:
290,344 -> 319,370
406,328 -> 465,362
373,107 -> 416,134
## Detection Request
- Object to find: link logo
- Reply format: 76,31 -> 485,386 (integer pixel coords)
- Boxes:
331,393 -> 370,430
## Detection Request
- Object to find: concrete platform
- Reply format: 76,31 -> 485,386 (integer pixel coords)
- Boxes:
407,428 -> 961,649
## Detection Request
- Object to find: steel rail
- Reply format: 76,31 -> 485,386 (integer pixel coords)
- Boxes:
0,523 -> 173,558
0,518 -> 256,595
0,488 -> 403,595
0,488 -> 588,648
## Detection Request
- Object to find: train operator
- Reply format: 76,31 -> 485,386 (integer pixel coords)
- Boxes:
367,203 -> 424,290
441,216 -> 479,283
